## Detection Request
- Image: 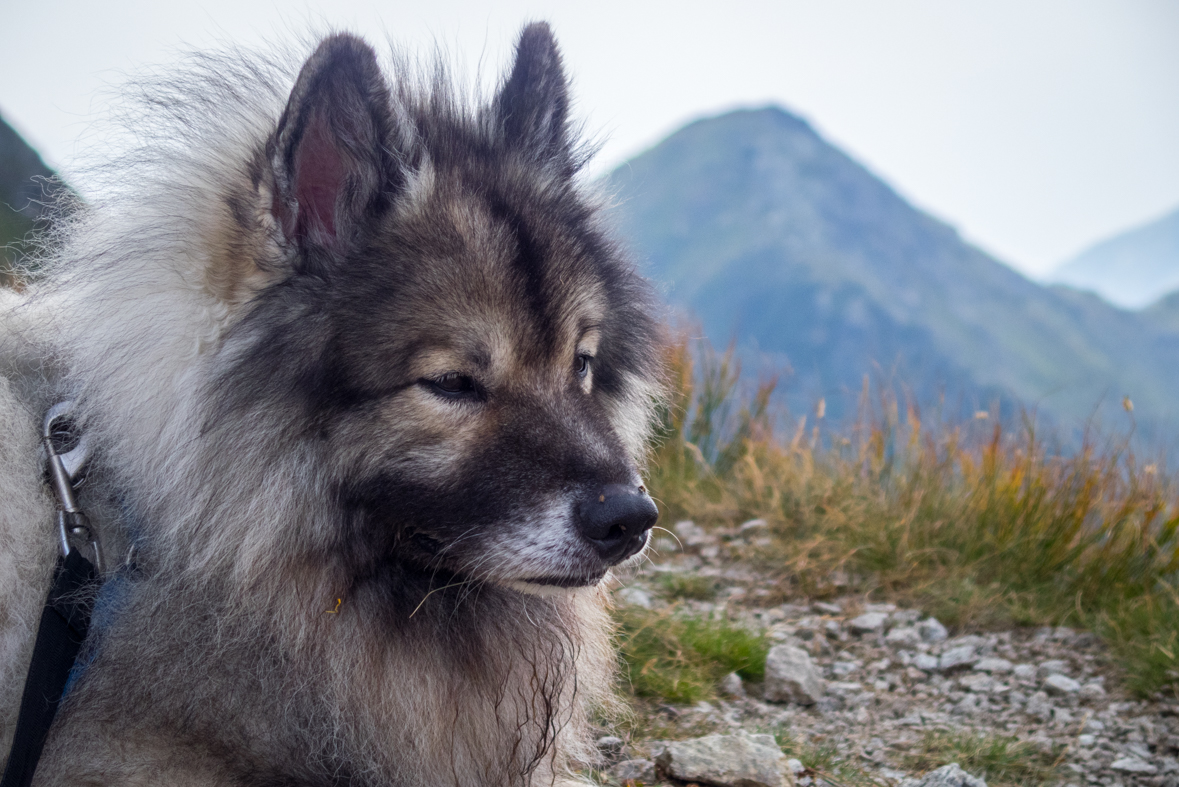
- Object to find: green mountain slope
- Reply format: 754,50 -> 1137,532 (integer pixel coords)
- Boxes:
605,107 -> 1179,438
1051,208 -> 1179,310
0,112 -> 63,285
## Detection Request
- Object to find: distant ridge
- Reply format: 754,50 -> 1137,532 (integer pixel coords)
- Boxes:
1050,208 -> 1179,309
605,106 -> 1179,440
0,111 -> 66,284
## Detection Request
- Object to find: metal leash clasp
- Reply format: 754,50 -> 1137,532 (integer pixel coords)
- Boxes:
43,402 -> 104,574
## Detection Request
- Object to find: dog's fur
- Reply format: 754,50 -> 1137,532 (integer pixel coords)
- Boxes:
0,26 -> 664,786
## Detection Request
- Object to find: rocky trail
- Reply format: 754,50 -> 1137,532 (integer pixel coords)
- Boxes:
592,521 -> 1179,787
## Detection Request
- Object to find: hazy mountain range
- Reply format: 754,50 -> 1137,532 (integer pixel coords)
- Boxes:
604,107 -> 1179,443
3,104 -> 1177,445
1049,208 -> 1179,310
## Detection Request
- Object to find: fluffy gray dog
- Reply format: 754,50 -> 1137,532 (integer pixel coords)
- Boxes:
0,24 -> 663,786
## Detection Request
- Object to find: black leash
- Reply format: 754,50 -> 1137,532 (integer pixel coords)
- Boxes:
1,403 -> 103,787
0,550 -> 97,787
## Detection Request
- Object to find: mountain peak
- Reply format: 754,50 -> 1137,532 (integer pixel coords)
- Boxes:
605,107 -> 1179,438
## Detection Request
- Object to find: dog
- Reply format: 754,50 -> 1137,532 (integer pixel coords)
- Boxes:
0,24 -> 664,785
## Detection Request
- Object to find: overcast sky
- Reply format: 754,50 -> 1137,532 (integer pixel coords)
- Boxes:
2,0 -> 1177,277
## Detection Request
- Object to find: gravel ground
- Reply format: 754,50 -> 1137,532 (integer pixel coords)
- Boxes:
599,522 -> 1179,787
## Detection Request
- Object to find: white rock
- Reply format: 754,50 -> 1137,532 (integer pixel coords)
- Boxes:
1110,757 -> 1158,775
653,734 -> 787,787
952,694 -> 981,715
739,518 -> 769,532
918,617 -> 948,642
1011,663 -> 1037,680
886,626 -> 921,647
597,735 -> 625,755
618,587 -> 652,609
938,645 -> 980,672
1043,674 -> 1081,695
1025,691 -> 1054,722
912,653 -> 940,672
1127,742 -> 1154,760
1078,682 -> 1107,701
1036,659 -> 1069,678
719,671 -> 747,698
764,645 -> 826,705
944,634 -> 988,651
786,758 -> 806,775
973,658 -> 1013,674
1077,734 -> 1095,747
957,673 -> 995,693
901,762 -> 988,787
812,601 -> 842,615
609,758 -> 657,785
849,612 -> 889,634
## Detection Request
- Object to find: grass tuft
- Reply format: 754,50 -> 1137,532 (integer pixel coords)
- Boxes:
902,729 -> 1060,786
616,605 -> 768,704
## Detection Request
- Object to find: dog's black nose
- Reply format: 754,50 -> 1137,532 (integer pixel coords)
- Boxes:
577,484 -> 659,563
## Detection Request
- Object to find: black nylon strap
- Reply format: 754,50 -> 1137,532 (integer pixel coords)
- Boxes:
1,548 -> 98,787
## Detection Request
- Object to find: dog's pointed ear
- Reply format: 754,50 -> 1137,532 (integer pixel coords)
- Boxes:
494,23 -> 572,168
270,35 -> 395,263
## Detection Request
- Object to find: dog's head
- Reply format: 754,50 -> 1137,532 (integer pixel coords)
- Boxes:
210,28 -> 665,593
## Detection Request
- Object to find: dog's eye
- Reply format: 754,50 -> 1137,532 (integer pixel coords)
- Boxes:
575,353 -> 593,379
425,373 -> 480,400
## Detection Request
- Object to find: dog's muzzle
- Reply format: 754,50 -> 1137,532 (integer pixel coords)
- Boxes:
576,484 -> 659,564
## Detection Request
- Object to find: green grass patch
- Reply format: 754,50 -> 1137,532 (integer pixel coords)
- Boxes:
616,605 -> 768,704
1091,589 -> 1179,698
902,729 -> 1061,786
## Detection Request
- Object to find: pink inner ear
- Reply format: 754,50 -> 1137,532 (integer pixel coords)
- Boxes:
293,112 -> 344,240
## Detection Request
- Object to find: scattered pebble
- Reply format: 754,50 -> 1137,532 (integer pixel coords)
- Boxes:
899,762 -> 988,787
886,626 -> 922,647
607,554 -> 1173,787
719,671 -> 747,699
973,657 -> 1013,674
1037,659 -> 1069,678
918,617 -> 949,642
1110,757 -> 1159,775
652,733 -> 786,787
1011,663 -> 1037,680
608,758 -> 657,785
849,612 -> 889,634
597,735 -> 625,758
764,645 -> 826,705
938,645 -> 980,672
1043,674 -> 1082,696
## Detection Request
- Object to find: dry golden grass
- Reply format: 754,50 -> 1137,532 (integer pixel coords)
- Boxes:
642,335 -> 1179,698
